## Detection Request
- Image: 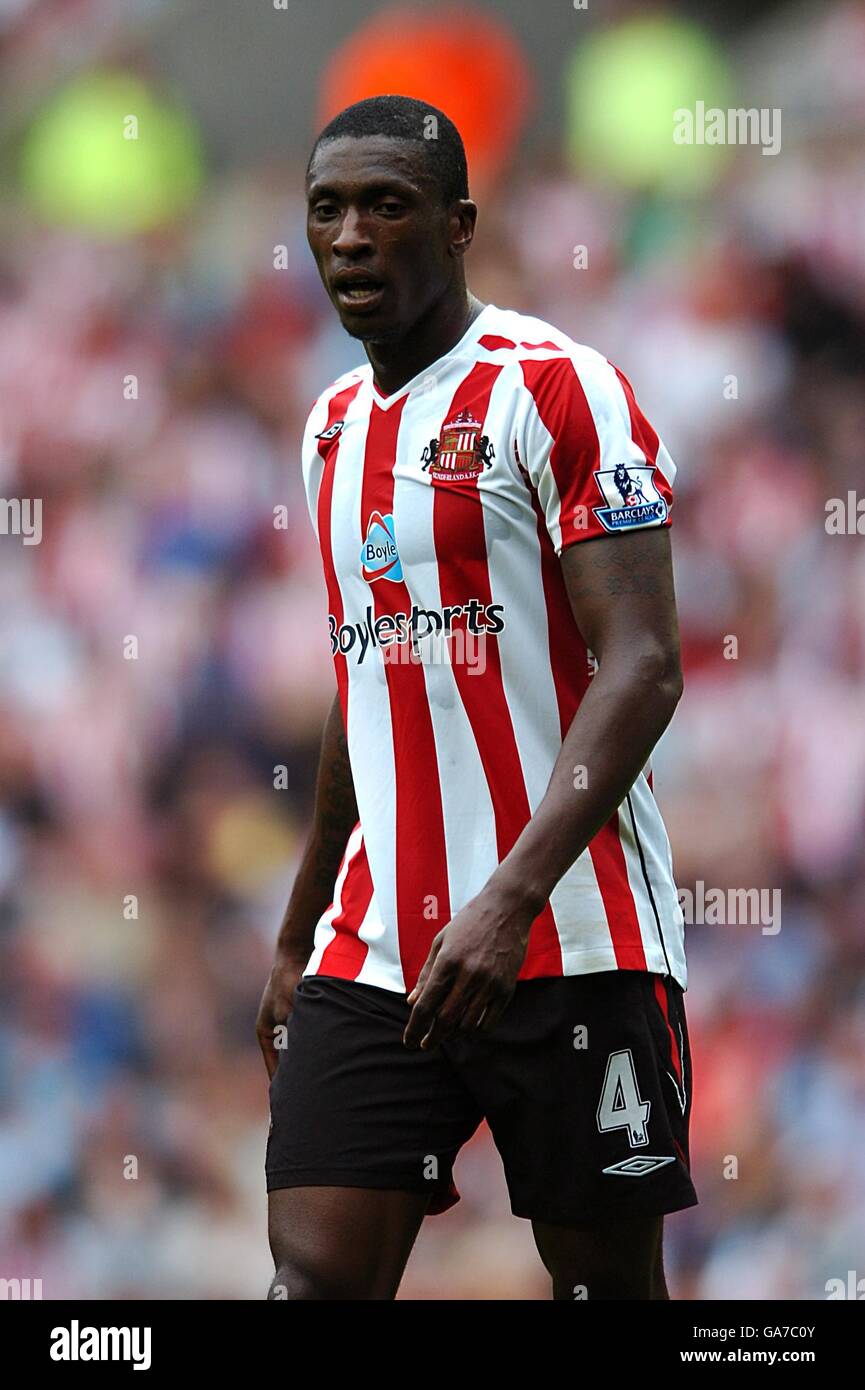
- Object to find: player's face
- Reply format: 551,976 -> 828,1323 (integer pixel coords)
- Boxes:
306,136 -> 460,344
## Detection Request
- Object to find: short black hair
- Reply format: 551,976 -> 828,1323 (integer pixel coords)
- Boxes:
308,95 -> 469,206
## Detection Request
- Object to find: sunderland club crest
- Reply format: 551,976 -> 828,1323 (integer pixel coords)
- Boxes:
421,408 -> 495,482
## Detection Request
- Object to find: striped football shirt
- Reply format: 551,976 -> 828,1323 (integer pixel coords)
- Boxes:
300,302 -> 686,995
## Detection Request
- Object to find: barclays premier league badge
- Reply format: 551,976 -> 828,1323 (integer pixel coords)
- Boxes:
592,463 -> 668,533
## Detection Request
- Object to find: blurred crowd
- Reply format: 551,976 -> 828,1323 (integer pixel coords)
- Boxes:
2,0 -> 865,1299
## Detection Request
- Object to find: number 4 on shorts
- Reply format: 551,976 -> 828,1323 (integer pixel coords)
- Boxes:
596,1049 -> 650,1147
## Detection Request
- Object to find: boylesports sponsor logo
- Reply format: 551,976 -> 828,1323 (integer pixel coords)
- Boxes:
592,463 -> 668,532
330,599 -> 505,664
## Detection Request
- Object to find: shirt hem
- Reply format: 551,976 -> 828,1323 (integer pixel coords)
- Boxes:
306,940 -> 686,993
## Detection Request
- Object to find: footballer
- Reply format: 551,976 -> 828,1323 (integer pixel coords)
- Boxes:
256,95 -> 697,1301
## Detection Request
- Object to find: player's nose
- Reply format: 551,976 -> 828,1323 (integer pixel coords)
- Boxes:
331,206 -> 374,259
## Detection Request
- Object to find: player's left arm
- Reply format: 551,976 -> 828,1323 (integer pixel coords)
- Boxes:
403,525 -> 682,1050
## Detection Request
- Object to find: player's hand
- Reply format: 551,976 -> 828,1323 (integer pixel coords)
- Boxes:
402,883 -> 538,1050
256,949 -> 307,1080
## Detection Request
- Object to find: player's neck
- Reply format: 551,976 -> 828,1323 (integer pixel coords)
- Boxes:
365,290 -> 486,398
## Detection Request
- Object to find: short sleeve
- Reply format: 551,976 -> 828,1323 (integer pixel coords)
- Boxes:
520,352 -> 676,555
300,374 -> 363,536
301,394 -> 330,490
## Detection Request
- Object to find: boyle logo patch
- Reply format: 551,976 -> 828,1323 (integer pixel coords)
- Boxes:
593,463 -> 668,532
360,511 -> 402,583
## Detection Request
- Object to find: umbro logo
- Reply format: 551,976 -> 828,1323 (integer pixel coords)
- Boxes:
315,420 -> 345,440
602,1155 -> 676,1177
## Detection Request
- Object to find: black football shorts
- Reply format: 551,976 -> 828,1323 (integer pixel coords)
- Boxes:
265,968 -> 698,1226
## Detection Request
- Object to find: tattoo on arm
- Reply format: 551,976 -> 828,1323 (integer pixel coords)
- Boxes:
566,535 -> 671,598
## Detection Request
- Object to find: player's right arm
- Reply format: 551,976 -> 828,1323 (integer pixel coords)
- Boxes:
255,691 -> 358,1078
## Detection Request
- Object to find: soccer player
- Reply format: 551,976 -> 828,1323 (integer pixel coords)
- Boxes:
257,95 -> 697,1301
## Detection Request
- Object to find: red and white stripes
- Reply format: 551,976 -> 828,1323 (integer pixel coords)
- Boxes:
299,304 -> 686,996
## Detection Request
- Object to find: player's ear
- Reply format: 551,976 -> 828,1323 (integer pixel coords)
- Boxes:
448,199 -> 477,258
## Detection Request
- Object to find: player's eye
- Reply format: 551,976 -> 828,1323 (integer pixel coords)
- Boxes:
375,201 -> 405,216
311,201 -> 339,219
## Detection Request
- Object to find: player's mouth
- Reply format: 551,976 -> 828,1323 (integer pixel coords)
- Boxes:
332,271 -> 386,312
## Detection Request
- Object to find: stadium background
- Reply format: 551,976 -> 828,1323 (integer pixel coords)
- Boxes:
1,0 -> 864,1299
